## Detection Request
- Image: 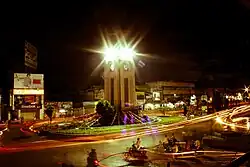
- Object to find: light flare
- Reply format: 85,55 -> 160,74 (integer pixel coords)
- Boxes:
84,29 -> 150,76
243,85 -> 249,93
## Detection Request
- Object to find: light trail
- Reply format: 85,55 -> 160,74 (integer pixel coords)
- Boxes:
215,105 -> 250,131
0,127 -> 8,137
0,107 -> 241,153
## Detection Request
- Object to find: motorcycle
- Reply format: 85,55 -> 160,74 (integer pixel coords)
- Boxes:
87,157 -> 99,167
123,147 -> 148,161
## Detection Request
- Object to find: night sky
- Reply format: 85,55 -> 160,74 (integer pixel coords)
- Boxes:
1,0 -> 250,97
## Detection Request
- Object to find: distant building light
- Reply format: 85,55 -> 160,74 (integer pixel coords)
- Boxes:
59,109 -> 66,113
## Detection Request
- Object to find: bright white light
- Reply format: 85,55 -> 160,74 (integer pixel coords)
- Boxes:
119,48 -> 135,61
103,48 -> 118,62
59,109 -> 66,113
244,85 -> 249,93
103,47 -> 135,62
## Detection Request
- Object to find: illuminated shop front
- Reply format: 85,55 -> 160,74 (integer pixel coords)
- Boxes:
10,73 -> 44,120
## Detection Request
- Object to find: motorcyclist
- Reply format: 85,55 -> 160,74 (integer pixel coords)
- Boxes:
87,149 -> 98,167
190,140 -> 196,150
195,140 -> 201,150
168,133 -> 177,147
89,149 -> 97,159
163,135 -> 170,150
135,137 -> 142,150
131,141 -> 137,151
171,133 -> 177,143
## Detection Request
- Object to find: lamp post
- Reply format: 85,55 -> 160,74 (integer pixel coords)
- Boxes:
103,46 -> 136,125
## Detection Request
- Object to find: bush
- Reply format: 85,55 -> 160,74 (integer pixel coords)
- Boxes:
96,100 -> 115,126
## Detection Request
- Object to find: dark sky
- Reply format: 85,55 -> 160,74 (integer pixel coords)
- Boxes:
1,0 -> 250,94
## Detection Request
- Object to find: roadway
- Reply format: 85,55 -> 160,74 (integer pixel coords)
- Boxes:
0,120 -> 239,167
0,107 -> 243,167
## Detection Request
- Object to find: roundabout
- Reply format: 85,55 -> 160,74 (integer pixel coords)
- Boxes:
29,114 -> 185,137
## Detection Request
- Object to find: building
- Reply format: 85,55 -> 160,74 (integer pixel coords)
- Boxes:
10,73 -> 44,120
103,58 -> 136,108
80,86 -> 104,101
146,81 -> 195,102
0,40 -> 41,120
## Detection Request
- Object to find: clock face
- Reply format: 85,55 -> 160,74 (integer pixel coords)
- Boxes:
108,61 -> 115,71
124,62 -> 129,71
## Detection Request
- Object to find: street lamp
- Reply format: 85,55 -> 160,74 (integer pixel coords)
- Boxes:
102,45 -> 136,125
244,85 -> 249,93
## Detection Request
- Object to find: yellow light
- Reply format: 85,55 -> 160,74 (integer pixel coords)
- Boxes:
216,117 -> 223,124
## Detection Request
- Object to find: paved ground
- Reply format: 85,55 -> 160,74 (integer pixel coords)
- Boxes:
1,123 -> 42,146
0,107 -> 245,167
0,120 -> 238,167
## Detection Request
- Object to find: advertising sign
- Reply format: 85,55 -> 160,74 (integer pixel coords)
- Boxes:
25,41 -> 38,69
14,73 -> 44,89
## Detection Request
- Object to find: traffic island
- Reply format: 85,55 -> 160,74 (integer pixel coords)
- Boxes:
49,116 -> 184,136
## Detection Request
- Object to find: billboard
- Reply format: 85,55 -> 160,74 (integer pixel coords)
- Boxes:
25,41 -> 38,69
14,73 -> 44,89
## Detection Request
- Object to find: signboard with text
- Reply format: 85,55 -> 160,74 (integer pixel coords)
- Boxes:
25,41 -> 38,70
14,73 -> 44,89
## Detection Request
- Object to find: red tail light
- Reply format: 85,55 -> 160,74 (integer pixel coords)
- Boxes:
94,160 -> 99,165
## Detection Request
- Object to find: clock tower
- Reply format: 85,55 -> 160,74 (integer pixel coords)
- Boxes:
103,60 -> 136,108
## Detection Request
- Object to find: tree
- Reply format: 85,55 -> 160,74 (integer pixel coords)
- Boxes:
45,105 -> 54,123
95,100 -> 115,126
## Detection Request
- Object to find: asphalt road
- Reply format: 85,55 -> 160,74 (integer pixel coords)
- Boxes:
1,123 -> 41,146
0,120 -> 232,167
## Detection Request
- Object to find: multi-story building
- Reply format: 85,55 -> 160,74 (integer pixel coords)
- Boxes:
80,86 -> 104,101
146,81 -> 195,102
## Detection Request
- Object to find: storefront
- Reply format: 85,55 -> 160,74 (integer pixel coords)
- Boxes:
10,73 -> 44,120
